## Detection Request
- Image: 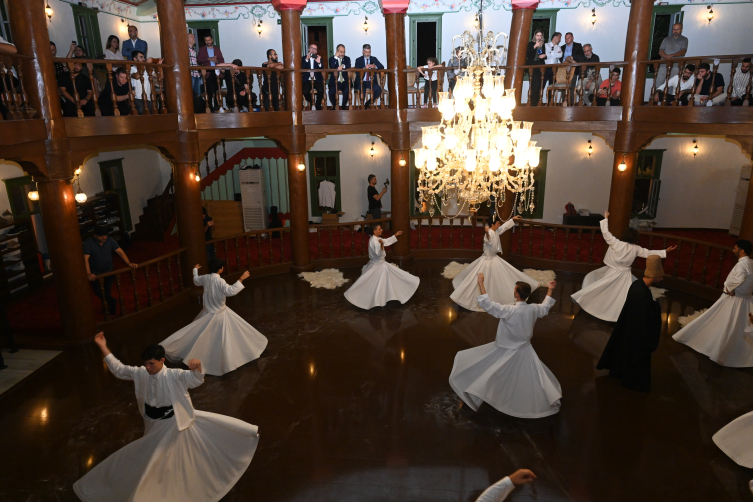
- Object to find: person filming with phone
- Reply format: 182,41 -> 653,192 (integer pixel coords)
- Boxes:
367,174 -> 388,220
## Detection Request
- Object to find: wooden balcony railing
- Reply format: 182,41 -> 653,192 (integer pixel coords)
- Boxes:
94,247 -> 186,322
297,68 -> 393,110
0,49 -> 35,120
207,227 -> 292,273
53,58 -> 172,117
518,61 -> 629,107
310,218 -> 392,259
642,54 -> 753,107
189,65 -> 293,113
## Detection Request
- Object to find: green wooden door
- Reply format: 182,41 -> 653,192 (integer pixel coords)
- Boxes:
98,159 -> 132,231
71,5 -> 103,58
308,151 -> 341,217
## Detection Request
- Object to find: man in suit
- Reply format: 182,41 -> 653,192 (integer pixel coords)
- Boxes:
354,44 -> 384,109
122,25 -> 148,61
328,44 -> 351,109
302,43 -> 324,110
197,34 -> 226,112
560,32 -> 584,105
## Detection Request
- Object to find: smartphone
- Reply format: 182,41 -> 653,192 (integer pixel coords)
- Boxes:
72,41 -> 77,45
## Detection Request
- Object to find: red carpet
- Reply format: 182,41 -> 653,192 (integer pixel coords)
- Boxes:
8,226 -> 738,335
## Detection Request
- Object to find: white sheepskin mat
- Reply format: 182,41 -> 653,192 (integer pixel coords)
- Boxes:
298,269 -> 349,289
650,287 -> 667,300
678,308 -> 708,327
443,261 -> 470,279
523,269 -> 556,288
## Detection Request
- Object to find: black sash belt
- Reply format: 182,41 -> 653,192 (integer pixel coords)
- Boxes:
144,404 -> 175,420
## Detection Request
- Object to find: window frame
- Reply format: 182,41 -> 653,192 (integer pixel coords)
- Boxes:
409,13 -> 443,69
301,17 -> 335,60
647,6 -> 684,77
3,176 -> 40,218
308,151 -> 342,217
518,150 -> 549,220
524,9 -> 559,81
631,149 -> 665,220
71,4 -> 103,59
0,1 -> 12,44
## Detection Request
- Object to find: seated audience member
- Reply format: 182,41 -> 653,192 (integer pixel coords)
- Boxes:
354,44 -> 384,109
50,42 -> 69,80
104,35 -> 123,60
576,43 -> 600,105
130,50 -> 162,114
653,64 -> 695,105
731,58 -> 752,106
225,59 -> 252,112
595,68 -> 621,107
543,32 -> 562,89
98,68 -> 132,116
58,61 -> 95,117
302,43 -> 324,110
329,44 -> 351,109
693,62 -> 726,106
262,49 -> 283,111
418,57 -> 443,107
66,43 -> 90,76
122,25 -> 147,61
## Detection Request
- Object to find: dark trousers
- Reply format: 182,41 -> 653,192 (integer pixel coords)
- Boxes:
303,79 -> 324,109
596,97 -> 621,107
134,99 -> 153,115
656,90 -> 690,106
543,67 -> 554,88
0,302 -> 17,369
359,81 -> 382,108
62,99 -> 95,117
329,81 -> 349,108
206,243 -> 216,260
206,74 -> 221,112
370,208 -> 381,220
423,80 -> 438,105
731,97 -> 750,106
262,84 -> 280,111
529,68 -> 542,106
448,78 -> 457,92
91,275 -> 116,315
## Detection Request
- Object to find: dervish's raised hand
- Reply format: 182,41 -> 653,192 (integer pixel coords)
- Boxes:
477,273 -> 485,284
604,211 -> 610,219
666,245 -> 678,252
513,215 -> 523,221
187,359 -> 202,373
548,281 -> 557,289
509,469 -> 537,486
239,271 -> 251,281
395,231 -> 403,236
94,332 -> 107,348
194,264 -> 201,270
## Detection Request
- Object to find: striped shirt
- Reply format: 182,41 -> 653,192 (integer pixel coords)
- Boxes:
189,45 -> 199,77
732,68 -> 752,99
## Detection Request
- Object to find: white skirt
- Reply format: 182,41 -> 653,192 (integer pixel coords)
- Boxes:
449,342 -> 562,418
451,255 -> 539,312
161,307 -> 268,376
571,266 -> 635,322
672,294 -> 753,368
344,260 -> 420,310
713,410 -> 753,468
73,411 -> 259,502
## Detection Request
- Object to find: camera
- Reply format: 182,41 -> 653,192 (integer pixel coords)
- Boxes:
383,179 -> 390,187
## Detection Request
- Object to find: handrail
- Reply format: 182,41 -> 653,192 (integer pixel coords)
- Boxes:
53,57 -> 173,68
96,247 -> 187,280
309,217 -> 391,229
646,231 -> 730,250
206,227 -> 288,245
640,54 -> 753,65
517,61 -> 629,70
190,65 -> 293,72
0,49 -> 34,60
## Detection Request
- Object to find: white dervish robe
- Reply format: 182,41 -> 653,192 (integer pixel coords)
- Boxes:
73,354 -> 259,502
673,256 -> 753,367
571,218 -> 666,322
344,235 -> 420,310
476,476 -> 515,502
713,410 -> 753,468
161,269 -> 268,376
451,220 -> 539,311
449,294 -> 561,418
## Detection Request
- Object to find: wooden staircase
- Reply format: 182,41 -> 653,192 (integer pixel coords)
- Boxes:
133,176 -> 175,242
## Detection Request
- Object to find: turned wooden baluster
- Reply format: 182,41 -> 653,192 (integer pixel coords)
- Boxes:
125,63 -> 138,115
417,218 -> 422,249
687,61 -> 701,105
201,70 -> 211,113
0,64 -> 14,119
563,228 -> 570,260
157,68 -> 168,113
166,257 -> 175,295
317,227 -> 322,259
428,217 -> 433,249
328,228 -> 333,258
243,236 -> 251,269
144,265 -> 154,306
743,67 -> 753,106
438,218 -> 443,248
147,65 -> 159,114
518,221 -> 524,253
672,241 -> 682,278
280,231 -> 285,263
5,63 -> 24,118
83,64 -> 101,117
155,262 -> 165,302
700,245 -> 712,286
98,278 -> 110,322
104,64 -> 120,117
130,270 -> 140,311
459,217 -> 465,249
234,238 -> 240,271
550,227 -> 557,259
686,243 -> 698,281
66,62 -> 84,118
539,225 -> 545,258
528,223 -> 534,256
112,275 -> 124,317
589,229 -> 596,263
449,218 -> 454,248
256,234 -> 262,267
228,70 -> 238,113
176,254 -> 185,291
714,249 -> 726,289
361,227 -> 366,255
15,63 -> 33,118
135,63 -> 150,115
575,228 -> 583,262
340,227 -> 344,257
215,70 -> 225,112
350,227 -> 355,257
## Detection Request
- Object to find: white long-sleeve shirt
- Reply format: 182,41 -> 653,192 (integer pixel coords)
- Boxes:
664,74 -> 695,94
475,477 -> 515,502
318,180 -> 337,208
130,65 -> 153,100
369,234 -> 397,262
545,42 -> 562,65
104,353 -> 204,431
478,293 -> 555,349
724,256 -> 753,297
483,219 -> 515,257
193,268 -> 244,313
600,218 -> 666,271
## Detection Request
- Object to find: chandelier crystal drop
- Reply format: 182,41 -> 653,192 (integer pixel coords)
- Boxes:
414,30 -> 539,217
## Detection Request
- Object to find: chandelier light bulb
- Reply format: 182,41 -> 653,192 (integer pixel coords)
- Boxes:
527,146 -> 541,168
75,190 -> 87,203
465,149 -> 477,172
489,152 -> 501,172
28,190 -> 39,201
297,162 -> 306,172
618,154 -> 627,172
426,155 -> 437,171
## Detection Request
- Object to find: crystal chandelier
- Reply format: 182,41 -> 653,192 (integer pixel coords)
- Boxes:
414,30 -> 540,217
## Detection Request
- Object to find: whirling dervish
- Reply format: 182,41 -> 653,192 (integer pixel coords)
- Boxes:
571,211 -> 675,322
160,258 -> 268,376
344,224 -> 420,309
449,273 -> 561,418
451,215 -> 538,311
74,333 -> 259,502
713,406 -> 753,469
673,239 -> 753,367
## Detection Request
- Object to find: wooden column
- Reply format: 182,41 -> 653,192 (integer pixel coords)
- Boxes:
275,0 -> 306,123
287,151 -> 313,271
173,162 -> 207,276
605,0 -> 655,237
732,137 -> 753,240
156,0 -> 195,130
508,0 -> 538,104
384,11 -> 409,115
390,147 -> 411,260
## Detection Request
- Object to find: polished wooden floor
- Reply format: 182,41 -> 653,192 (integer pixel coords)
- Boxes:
1,260 -> 752,501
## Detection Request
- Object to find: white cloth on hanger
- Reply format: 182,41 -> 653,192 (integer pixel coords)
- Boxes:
318,180 -> 337,209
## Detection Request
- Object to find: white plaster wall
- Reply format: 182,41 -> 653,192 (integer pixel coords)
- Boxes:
306,134 -> 391,222
647,136 -> 749,229
332,14 -> 386,63
211,18 -> 280,68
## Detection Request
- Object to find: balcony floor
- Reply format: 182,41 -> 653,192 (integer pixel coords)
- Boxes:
0,262 -> 750,501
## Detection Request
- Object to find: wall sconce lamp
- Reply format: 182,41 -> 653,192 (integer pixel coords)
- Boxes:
256,19 -> 263,36
399,157 -> 406,167
363,17 -> 369,33
194,169 -> 201,182
75,188 -> 87,203
45,3 -> 53,20
591,8 -> 597,25
370,142 -> 376,157
587,139 -> 593,157
693,139 -> 699,157
707,5 -> 714,23
297,162 -> 306,172
618,153 -> 627,172
74,167 -> 82,176
27,188 -> 39,201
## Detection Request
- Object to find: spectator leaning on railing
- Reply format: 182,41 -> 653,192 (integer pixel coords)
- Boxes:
576,43 -> 600,106
130,50 -> 163,114
302,43 -> 324,110
560,32 -> 584,105
595,67 -> 621,107
50,42 -> 69,80
197,34 -> 230,112
58,61 -> 95,117
693,62 -> 726,106
98,67 -> 132,116
224,59 -> 253,112
543,32 -> 562,90
654,22 -> 688,88
262,49 -> 283,111
354,44 -> 384,109
653,64 -> 695,106
446,47 -> 465,93
418,57 -> 443,107
188,33 -> 201,97
329,44 -> 351,110
731,58 -> 752,106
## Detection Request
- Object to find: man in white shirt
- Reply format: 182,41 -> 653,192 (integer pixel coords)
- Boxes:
731,58 -> 751,106
653,63 -> 695,106
130,50 -> 162,114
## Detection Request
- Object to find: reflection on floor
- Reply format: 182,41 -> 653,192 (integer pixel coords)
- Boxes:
1,261 -> 752,501
0,349 -> 61,395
